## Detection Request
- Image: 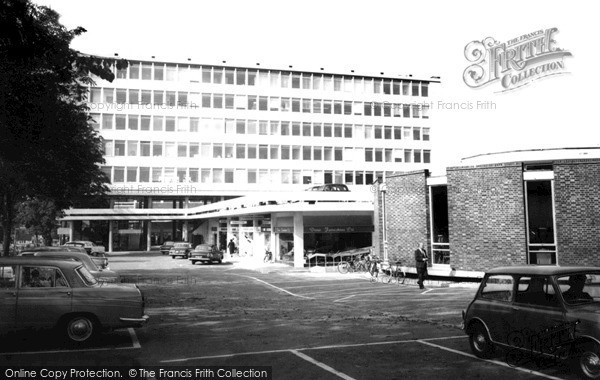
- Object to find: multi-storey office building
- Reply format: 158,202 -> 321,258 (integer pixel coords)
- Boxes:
62,56 -> 438,265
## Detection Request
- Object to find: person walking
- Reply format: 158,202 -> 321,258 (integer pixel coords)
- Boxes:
414,243 -> 429,289
228,238 -> 236,256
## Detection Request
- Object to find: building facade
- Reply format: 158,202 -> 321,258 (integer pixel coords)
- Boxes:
376,148 -> 600,277
62,56 -> 438,264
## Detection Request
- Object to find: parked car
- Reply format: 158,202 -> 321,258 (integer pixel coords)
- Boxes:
463,266 -> 600,379
0,256 -> 147,343
31,245 -> 109,270
19,251 -> 119,283
64,241 -> 106,256
169,242 -> 193,259
307,183 -> 350,191
160,241 -> 175,255
189,244 -> 223,265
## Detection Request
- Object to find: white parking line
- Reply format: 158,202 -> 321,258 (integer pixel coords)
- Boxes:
238,275 -> 314,299
128,328 -> 141,349
160,335 -> 463,363
418,340 -> 565,380
2,330 -> 142,356
290,350 -> 356,380
333,294 -> 356,303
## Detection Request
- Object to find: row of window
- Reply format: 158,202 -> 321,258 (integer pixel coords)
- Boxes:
114,63 -> 430,97
103,167 -> 412,186
92,114 -> 429,140
104,140 -> 430,163
89,88 -> 430,118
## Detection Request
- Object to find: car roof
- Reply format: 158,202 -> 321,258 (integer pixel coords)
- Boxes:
0,256 -> 82,269
486,266 -> 600,276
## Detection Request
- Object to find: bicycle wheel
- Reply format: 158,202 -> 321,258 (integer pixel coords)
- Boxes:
380,273 -> 392,284
369,274 -> 379,284
338,262 -> 349,274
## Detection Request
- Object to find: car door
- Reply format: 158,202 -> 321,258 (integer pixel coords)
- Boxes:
511,275 -> 567,353
0,265 -> 18,332
475,274 -> 516,345
16,265 -> 72,330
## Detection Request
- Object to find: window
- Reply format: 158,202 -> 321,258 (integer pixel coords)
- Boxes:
259,145 -> 268,159
302,123 -> 311,137
236,69 -> 246,85
365,148 -> 373,162
515,276 -> 559,307
422,82 -> 429,97
189,143 -> 199,157
140,167 -> 150,182
247,96 -> 257,110
115,115 -> 126,130
281,146 -> 290,160
247,144 -> 257,159
165,117 -> 175,132
481,275 -> 514,302
259,96 -> 268,111
307,123 -> 319,138
323,100 -> 332,114
424,150 -> 431,163
178,143 -> 187,157
412,81 -> 420,96
248,70 -> 257,85
213,94 -> 223,109
313,147 -> 322,160
154,64 -> 164,81
413,127 -> 421,140
344,124 -> 353,138
292,122 -> 301,136
323,124 -> 332,137
127,167 -> 137,182
128,89 -> 139,105
213,68 -> 223,84
127,141 -> 138,156
113,167 -> 125,182
292,98 -> 301,112
270,145 -> 279,159
129,63 -> 140,79
152,142 -> 163,156
303,146 -> 311,160
334,124 -> 343,138
140,141 -> 150,156
281,121 -> 290,136
166,91 -> 176,106
116,89 -> 126,104
141,115 -> 151,131
302,99 -> 311,113
334,101 -> 342,114
141,63 -> 152,80
21,266 -> 68,288
225,94 -> 234,109
166,64 -> 177,81
202,67 -> 212,83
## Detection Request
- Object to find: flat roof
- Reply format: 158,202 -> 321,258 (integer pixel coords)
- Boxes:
81,52 -> 441,83
460,147 -> 600,166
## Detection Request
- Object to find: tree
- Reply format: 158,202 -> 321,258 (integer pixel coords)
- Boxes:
0,0 -> 127,255
16,198 -> 62,247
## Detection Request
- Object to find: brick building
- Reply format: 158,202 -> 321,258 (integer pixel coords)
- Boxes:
374,148 -> 600,278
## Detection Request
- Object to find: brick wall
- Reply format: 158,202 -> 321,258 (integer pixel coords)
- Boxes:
447,162 -> 527,271
383,170 -> 430,265
554,160 -> 600,266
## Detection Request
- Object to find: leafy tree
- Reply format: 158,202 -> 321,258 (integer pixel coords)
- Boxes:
16,198 -> 62,247
0,0 -> 127,255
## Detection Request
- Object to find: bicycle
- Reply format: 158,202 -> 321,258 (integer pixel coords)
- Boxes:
368,256 -> 384,283
338,255 -> 369,274
380,261 -> 405,284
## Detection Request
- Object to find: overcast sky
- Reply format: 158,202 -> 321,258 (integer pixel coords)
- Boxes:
37,0 -> 600,172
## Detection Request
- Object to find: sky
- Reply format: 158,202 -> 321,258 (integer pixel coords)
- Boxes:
36,0 -> 600,172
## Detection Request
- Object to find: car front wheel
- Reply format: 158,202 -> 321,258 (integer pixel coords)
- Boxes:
573,342 -> 600,379
64,315 -> 96,343
469,323 -> 494,359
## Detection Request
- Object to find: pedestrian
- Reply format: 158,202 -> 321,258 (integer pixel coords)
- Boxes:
414,243 -> 428,289
228,238 -> 236,256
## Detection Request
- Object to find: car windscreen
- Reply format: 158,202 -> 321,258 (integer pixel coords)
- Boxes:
557,274 -> 600,305
174,243 -> 189,248
76,265 -> 98,286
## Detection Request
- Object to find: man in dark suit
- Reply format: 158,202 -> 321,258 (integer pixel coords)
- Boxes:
414,243 -> 428,289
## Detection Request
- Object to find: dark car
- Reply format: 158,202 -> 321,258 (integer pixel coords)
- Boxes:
160,241 -> 175,255
64,240 -> 105,256
169,242 -> 193,259
32,245 -> 109,270
189,244 -> 223,265
463,266 -> 600,379
307,183 -> 350,191
19,251 -> 119,283
0,256 -> 147,343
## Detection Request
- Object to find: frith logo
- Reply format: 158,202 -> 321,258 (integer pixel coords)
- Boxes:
463,28 -> 572,92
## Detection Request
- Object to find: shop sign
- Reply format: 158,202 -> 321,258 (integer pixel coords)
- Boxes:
273,227 -> 293,233
57,227 -> 71,235
118,229 -> 142,234
261,227 -> 272,232
230,227 -> 239,232
230,221 -> 245,225
306,226 -> 374,233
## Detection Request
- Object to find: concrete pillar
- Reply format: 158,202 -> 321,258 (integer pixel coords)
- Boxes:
183,221 -> 189,242
68,221 -> 73,242
293,212 -> 304,268
147,220 -> 152,251
271,214 -> 280,261
108,220 -> 113,253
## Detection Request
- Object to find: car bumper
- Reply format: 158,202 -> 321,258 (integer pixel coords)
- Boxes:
120,315 -> 149,326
